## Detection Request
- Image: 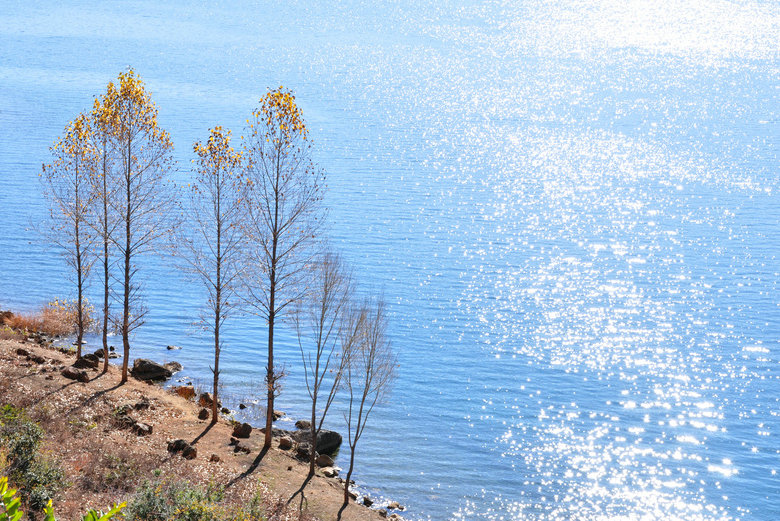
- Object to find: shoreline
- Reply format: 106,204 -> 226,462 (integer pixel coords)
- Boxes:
0,334 -> 403,520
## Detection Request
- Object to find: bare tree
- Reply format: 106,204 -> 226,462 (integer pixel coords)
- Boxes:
97,70 -> 177,383
89,96 -> 121,373
291,252 -> 356,499
176,126 -> 244,423
241,87 -> 325,449
41,114 -> 97,358
337,298 -> 397,521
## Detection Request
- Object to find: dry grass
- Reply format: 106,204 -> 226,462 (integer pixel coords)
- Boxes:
3,300 -> 93,337
0,326 -> 19,341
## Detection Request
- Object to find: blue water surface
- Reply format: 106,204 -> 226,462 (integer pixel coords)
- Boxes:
1,1 -> 778,520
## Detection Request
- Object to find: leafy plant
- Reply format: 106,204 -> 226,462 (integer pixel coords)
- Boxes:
2,476 -> 125,521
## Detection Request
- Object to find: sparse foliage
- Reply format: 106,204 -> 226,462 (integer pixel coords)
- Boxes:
95,69 -> 178,383
337,298 -> 397,520
41,114 -> 97,358
241,87 -> 325,449
292,252 -> 357,496
177,126 -> 244,423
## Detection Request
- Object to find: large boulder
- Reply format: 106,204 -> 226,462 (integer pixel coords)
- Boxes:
62,367 -> 89,382
292,429 -> 342,455
73,354 -> 99,369
232,422 -> 252,439
167,439 -> 197,460
131,359 -> 172,381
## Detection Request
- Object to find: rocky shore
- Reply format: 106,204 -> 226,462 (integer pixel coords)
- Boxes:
0,334 -> 405,520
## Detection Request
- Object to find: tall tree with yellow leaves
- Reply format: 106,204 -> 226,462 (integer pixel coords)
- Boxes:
176,127 -> 244,423
96,70 -> 177,383
241,88 -> 325,449
42,114 -> 98,359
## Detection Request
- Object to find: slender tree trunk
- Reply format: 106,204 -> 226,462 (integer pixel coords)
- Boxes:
75,218 -> 84,359
121,147 -> 131,383
102,140 -> 110,373
265,301 -> 275,449
308,406 -> 317,478
337,447 -> 357,521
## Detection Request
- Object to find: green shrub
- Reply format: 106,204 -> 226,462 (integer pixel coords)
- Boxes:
1,476 -> 125,521
0,406 -> 65,513
127,478 -> 225,521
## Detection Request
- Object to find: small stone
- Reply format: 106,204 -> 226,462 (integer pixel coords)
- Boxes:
273,410 -> 285,420
166,345 -> 182,350
387,501 -> 404,511
233,443 -> 251,454
348,490 -> 357,501
229,437 -> 239,445
209,454 -> 220,462
287,465 -> 293,471
239,403 -> 247,409
296,443 -> 313,460
221,407 -> 230,414
198,408 -> 209,420
295,419 -> 311,430
316,453 -> 334,467
388,515 -> 402,521
232,422 -> 252,439
278,436 -> 293,450
28,354 -> 46,364
132,422 -> 153,436
378,510 -> 387,518
16,348 -> 30,357
363,496 -> 374,507
134,398 -> 150,410
198,392 -> 214,408
163,361 -> 182,373
321,466 -> 339,478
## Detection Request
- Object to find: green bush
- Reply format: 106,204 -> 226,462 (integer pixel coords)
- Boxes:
1,476 -> 125,521
0,406 -> 65,513
127,478 -> 225,521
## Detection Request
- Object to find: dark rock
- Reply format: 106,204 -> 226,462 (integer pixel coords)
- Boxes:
109,345 -> 115,352
232,422 -> 252,439
198,408 -> 209,420
315,454 -> 334,467
220,407 -> 230,414
291,429 -> 342,455
278,436 -> 293,450
198,392 -> 219,408
273,410 -> 285,420
163,361 -> 182,373
167,439 -> 197,459
28,354 -> 46,364
209,454 -> 220,462
387,501 -> 404,511
363,497 -> 374,507
132,422 -> 153,436
74,355 -> 99,369
239,403 -> 247,410
16,348 -> 30,357
233,443 -> 251,454
388,515 -> 402,521
348,490 -> 357,501
93,349 -> 105,358
296,442 -> 313,460
378,509 -> 387,518
131,359 -> 172,381
229,437 -> 239,445
108,352 -> 120,359
45,375 -> 54,380
134,398 -> 150,410
295,419 -> 311,430
166,345 -> 182,350
61,367 -> 89,382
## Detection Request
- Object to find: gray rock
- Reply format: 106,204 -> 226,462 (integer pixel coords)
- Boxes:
296,442 -> 313,460
163,361 -> 182,373
273,410 -> 285,420
387,501 -> 404,511
295,419 -> 311,430
131,359 -> 172,381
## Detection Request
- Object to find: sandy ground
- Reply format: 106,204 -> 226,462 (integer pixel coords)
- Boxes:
0,336 -> 397,521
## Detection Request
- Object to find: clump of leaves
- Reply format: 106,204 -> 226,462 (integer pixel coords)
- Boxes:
127,478 -> 224,521
0,405 -> 66,513
1,476 -> 125,521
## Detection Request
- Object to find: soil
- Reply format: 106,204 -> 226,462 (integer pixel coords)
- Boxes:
0,337 -> 392,521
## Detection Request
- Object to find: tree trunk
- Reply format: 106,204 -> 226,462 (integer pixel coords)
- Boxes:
338,449 -> 357,521
265,306 -> 275,449
75,219 -> 84,359
102,144 -> 110,374
212,301 -> 220,424
121,152 -> 131,384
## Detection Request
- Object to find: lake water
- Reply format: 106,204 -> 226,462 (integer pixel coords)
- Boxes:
1,1 -> 778,519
